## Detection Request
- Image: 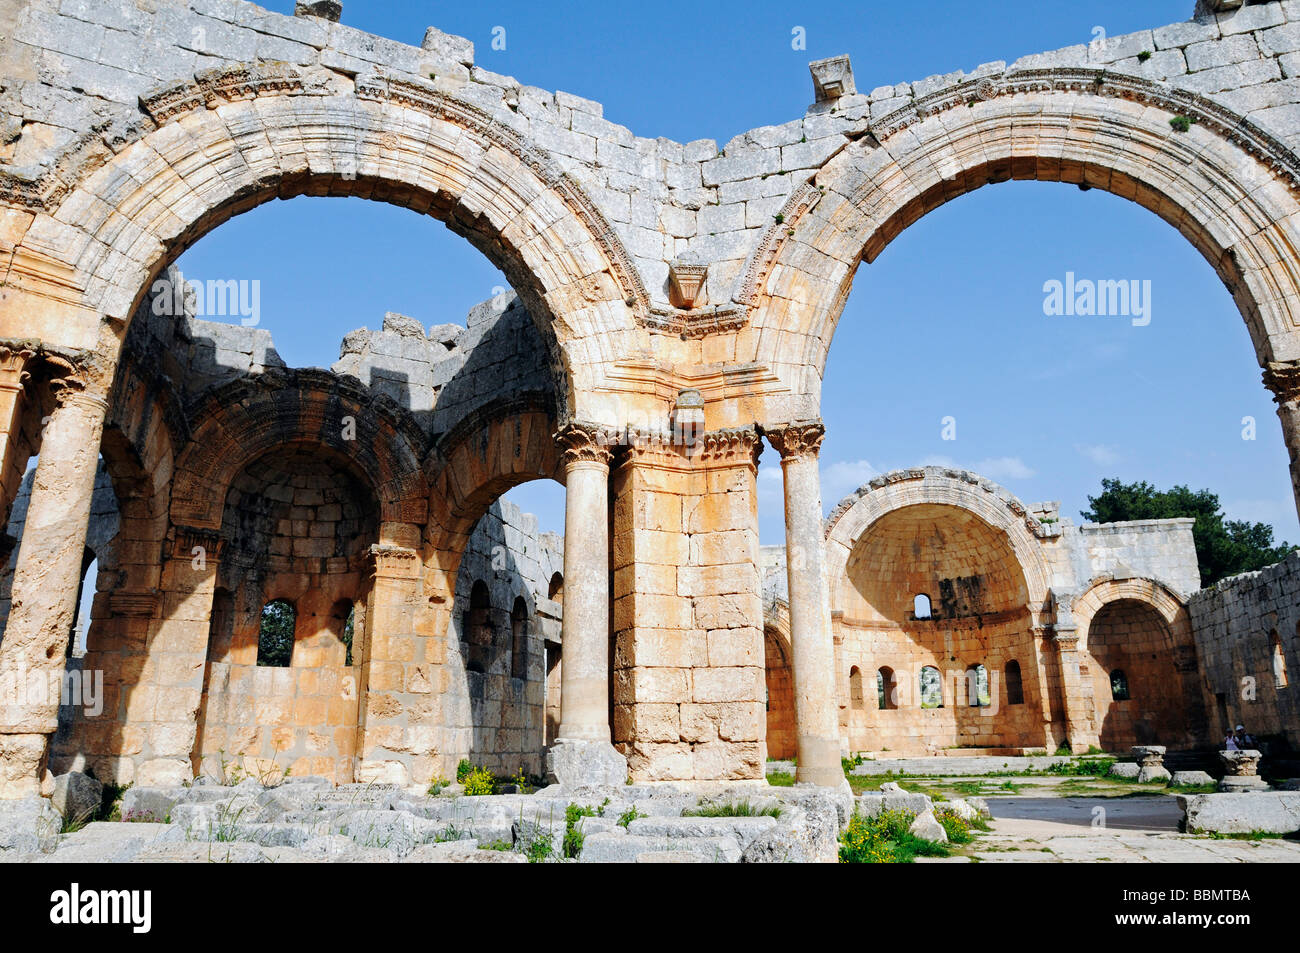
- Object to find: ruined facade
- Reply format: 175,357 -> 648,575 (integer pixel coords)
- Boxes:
2,0 -> 1300,796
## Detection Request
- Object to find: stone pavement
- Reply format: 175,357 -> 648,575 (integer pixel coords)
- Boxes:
968,797 -> 1300,862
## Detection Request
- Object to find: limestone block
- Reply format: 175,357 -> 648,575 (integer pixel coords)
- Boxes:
1180,793 -> 1300,834
1171,770 -> 1215,786
1109,762 -> 1140,779
578,830 -> 742,863
0,797 -> 59,854
50,771 -> 103,823
546,739 -> 628,788
908,810 -> 948,843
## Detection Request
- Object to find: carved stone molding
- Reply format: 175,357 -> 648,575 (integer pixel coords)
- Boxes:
1263,360 -> 1300,404
139,62 -> 323,125
696,427 -> 763,470
172,526 -> 224,562
0,345 -> 35,394
554,421 -> 616,468
109,590 -> 162,618
370,543 -> 421,580
764,419 -> 825,461
668,262 -> 708,310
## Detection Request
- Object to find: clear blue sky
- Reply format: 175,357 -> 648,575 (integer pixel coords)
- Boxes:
173,0 -> 1300,553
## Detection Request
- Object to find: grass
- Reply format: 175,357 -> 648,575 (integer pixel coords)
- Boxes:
766,771 -> 795,787
839,808 -> 956,863
682,799 -> 783,819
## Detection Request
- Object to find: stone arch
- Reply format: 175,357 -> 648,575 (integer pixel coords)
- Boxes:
825,467 -> 1054,614
425,396 -> 563,561
2,64 -> 649,417
1072,575 -> 1207,749
171,369 -> 429,531
746,71 -> 1300,511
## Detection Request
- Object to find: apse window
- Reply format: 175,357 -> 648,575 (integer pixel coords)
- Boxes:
1005,660 -> 1024,706
877,667 -> 897,710
257,599 -> 296,667
920,665 -> 944,709
850,666 -> 864,710
1109,668 -> 1130,701
1273,629 -> 1289,689
966,664 -> 990,707
913,594 -> 932,620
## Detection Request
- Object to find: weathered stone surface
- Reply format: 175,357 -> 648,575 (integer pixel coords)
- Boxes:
1171,770 -> 1215,786
546,740 -> 628,788
908,810 -> 948,843
0,797 -> 59,854
1181,793 -> 1300,834
1110,762 -> 1141,779
50,771 -> 102,822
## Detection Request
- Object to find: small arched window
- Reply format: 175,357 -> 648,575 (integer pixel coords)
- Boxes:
257,599 -> 296,667
329,599 -> 354,667
849,666 -> 864,710
876,667 -> 897,710
466,580 -> 492,674
1110,668 -> 1130,701
548,572 -> 564,601
913,594 -> 932,620
1272,629 -> 1289,689
511,596 -> 528,680
1005,660 -> 1024,706
920,665 -> 943,709
966,664 -> 990,707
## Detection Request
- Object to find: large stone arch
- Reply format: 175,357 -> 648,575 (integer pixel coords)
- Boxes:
0,63 -> 649,418
171,368 -> 429,531
1071,575 -> 1207,749
745,70 -> 1300,512
824,467 -> 1055,615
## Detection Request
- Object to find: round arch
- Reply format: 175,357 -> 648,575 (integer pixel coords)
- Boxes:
3,64 -> 649,417
170,368 -> 429,530
824,466 -> 1055,614
745,71 -> 1300,512
1072,575 -> 1193,654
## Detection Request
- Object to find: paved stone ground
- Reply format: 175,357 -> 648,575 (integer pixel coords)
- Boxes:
967,797 -> 1300,863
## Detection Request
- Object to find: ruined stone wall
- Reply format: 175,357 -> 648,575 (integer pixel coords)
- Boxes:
1067,519 -> 1202,596
1189,550 -> 1300,747
445,497 -> 563,778
9,0 -> 1300,323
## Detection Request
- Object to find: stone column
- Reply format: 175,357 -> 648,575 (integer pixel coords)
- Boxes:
1264,360 -> 1300,524
1049,591 -> 1099,753
0,380 -> 108,798
767,420 -> 842,789
547,422 -> 627,787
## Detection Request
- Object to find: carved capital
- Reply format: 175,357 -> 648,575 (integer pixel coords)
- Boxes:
697,427 -> 763,470
1263,360 -> 1300,405
370,543 -> 420,580
554,421 -> 615,469
0,345 -> 35,394
765,419 -> 825,461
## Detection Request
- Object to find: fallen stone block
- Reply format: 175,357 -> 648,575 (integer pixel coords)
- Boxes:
627,814 -> 778,848
1179,793 -> 1300,835
51,772 -> 102,823
34,822 -> 169,863
578,830 -> 741,863
909,810 -> 949,843
120,787 -> 180,823
1171,770 -> 1215,787
0,798 -> 60,854
1109,762 -> 1140,779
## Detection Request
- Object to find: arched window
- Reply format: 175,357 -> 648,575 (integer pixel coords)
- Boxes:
511,596 -> 528,680
548,572 -> 564,601
849,666 -> 864,709
466,580 -> 493,674
966,664 -> 990,707
1109,668 -> 1130,701
920,665 -> 943,709
72,551 -> 97,656
913,593 -> 932,620
876,667 -> 897,710
1272,629 -> 1289,689
1005,660 -> 1024,706
257,599 -> 296,667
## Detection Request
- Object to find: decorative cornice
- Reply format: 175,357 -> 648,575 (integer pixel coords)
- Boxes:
1263,359 -> 1300,404
734,182 -> 824,312
554,421 -> 616,468
697,427 -> 763,469
138,62 -> 320,125
173,525 -> 224,561
109,590 -> 161,618
763,419 -> 825,461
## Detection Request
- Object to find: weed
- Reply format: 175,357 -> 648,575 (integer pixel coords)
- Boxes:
682,800 -> 782,819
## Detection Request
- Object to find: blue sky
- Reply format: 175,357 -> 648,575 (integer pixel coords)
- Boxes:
172,0 -> 1300,550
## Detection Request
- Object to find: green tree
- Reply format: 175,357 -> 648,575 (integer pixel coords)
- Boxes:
257,599 -> 296,667
1081,479 -> 1296,587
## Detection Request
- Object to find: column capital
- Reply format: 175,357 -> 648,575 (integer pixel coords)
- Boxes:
0,344 -> 35,394
1263,360 -> 1300,405
369,543 -> 420,580
554,421 -> 616,469
697,427 -> 763,470
764,419 -> 825,461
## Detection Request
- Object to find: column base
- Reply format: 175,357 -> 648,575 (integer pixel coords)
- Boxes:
545,739 -> 628,788
795,736 -> 845,789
